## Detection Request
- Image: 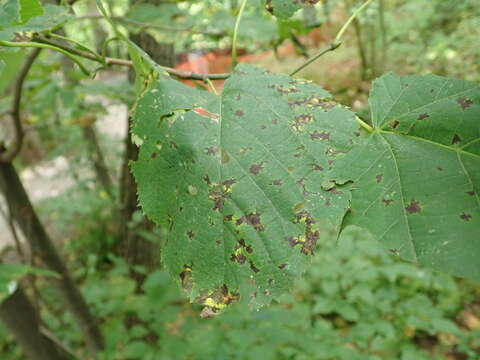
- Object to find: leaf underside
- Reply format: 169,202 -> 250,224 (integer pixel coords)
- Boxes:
132,64 -> 359,309
331,73 -> 480,280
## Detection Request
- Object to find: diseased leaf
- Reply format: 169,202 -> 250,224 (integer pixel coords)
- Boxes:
331,73 -> 480,280
132,64 -> 359,311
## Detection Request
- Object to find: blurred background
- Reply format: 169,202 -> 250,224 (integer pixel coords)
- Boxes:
0,0 -> 479,359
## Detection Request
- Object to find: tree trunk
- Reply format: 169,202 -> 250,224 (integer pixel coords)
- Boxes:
82,124 -> 114,198
0,161 -> 104,355
0,287 -> 71,360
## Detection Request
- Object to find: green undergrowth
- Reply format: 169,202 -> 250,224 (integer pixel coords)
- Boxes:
2,227 -> 478,360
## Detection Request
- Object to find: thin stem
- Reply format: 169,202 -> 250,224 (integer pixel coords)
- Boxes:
290,42 -> 341,76
0,39 -> 230,80
335,0 -> 375,44
0,40 -> 90,75
48,32 -> 104,64
205,78 -> 218,95
290,0 -> 375,76
357,117 -> 374,133
232,0 -> 248,69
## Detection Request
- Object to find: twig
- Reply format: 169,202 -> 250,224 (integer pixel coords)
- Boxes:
232,0 -> 248,69
0,39 -> 230,80
290,42 -> 341,76
0,48 -> 41,163
289,0 -> 375,76
40,326 -> 80,359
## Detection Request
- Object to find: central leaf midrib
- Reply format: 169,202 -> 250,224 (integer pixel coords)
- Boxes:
378,132 -> 419,262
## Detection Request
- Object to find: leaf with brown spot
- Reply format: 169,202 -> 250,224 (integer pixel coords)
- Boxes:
132,64 -> 361,309
329,73 -> 480,282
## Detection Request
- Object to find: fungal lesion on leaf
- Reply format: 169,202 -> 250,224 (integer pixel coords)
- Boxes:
249,162 -> 264,175
236,212 -> 265,232
268,84 -> 299,95
451,134 -> 461,145
293,210 -> 320,255
405,199 -> 422,214
197,285 -> 240,318
310,130 -> 330,140
457,97 -> 474,110
204,146 -> 218,155
460,212 -> 472,221
288,96 -> 336,111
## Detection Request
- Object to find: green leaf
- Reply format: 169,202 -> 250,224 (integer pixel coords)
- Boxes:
0,264 -> 59,304
0,4 -> 72,41
331,73 -> 480,281
132,64 -> 359,309
19,0 -> 43,23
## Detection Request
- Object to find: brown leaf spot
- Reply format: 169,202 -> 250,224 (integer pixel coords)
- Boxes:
418,113 -> 430,120
230,253 -> 246,264
382,199 -> 393,206
295,114 -> 314,125
390,120 -> 400,129
376,174 -> 384,184
286,236 -> 299,248
451,134 -> 461,145
405,199 -> 422,214
249,162 -> 264,175
249,262 -> 260,273
186,230 -> 194,239
272,179 -> 283,186
223,179 -> 236,188
205,146 -> 218,155
235,110 -> 245,117
246,245 -> 253,254
151,152 -> 157,159
240,212 -> 265,232
460,212 -> 472,221
213,199 -> 224,211
312,164 -> 324,171
457,97 -> 474,110
310,131 -> 330,140
224,214 -> 233,222
203,174 -> 211,184
169,141 -> 178,149
437,167 -> 443,172
467,190 -> 476,196
278,263 -> 287,270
